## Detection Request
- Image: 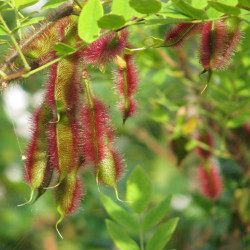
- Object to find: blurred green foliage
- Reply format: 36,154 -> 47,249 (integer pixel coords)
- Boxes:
0,0 -> 250,250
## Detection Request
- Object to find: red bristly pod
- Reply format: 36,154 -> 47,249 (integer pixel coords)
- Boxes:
45,57 -> 80,186
81,69 -> 126,200
198,163 -> 222,200
213,17 -> 241,70
44,17 -> 81,187
81,78 -> 110,166
55,166 -> 84,239
97,142 -> 126,201
195,130 -> 213,159
114,53 -> 138,123
23,16 -> 76,61
18,102 -> 53,206
199,18 -> 241,71
163,23 -> 201,47
45,56 -> 80,187
83,30 -> 128,67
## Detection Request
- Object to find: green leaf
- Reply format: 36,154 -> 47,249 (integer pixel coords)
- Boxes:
150,105 -> 169,123
142,196 -> 172,230
53,42 -> 76,56
189,0 -> 208,9
143,36 -> 164,48
129,0 -> 162,15
12,17 -> 45,32
238,0 -> 250,8
14,0 -> 39,10
146,218 -> 179,250
172,0 -> 208,19
41,0 -> 67,10
98,14 -> 125,30
105,220 -> 140,250
100,193 -> 139,231
215,0 -> 238,6
185,140 -> 198,151
159,8 -> 191,19
206,6 -> 223,18
126,166 -> 152,214
78,0 -> 103,43
112,0 -> 134,21
0,24 -> 7,36
208,1 -> 241,15
227,115 -> 250,128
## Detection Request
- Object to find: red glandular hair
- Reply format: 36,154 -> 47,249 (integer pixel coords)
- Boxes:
81,98 -> 113,166
83,30 -> 128,66
110,148 -> 126,181
213,17 -> 241,70
164,23 -> 202,47
198,164 -> 222,200
199,18 -> 241,71
56,169 -> 84,220
195,131 -> 213,159
25,102 -> 53,188
199,21 -> 226,71
114,52 -> 139,122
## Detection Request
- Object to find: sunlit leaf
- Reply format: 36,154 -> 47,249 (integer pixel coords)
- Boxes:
143,196 -> 172,230
100,193 -> 139,231
146,218 -> 179,250
14,0 -> 39,10
106,220 -> 140,250
98,14 -> 125,30
41,0 -> 67,10
126,166 -> 152,214
78,0 -> 103,43
129,0 -> 162,15
112,0 -> 134,20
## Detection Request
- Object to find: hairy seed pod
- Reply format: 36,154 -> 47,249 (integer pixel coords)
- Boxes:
45,58 -> 80,185
199,21 -> 224,71
44,16 -> 80,186
98,146 -> 125,192
23,16 -> 74,60
19,102 -> 53,206
199,18 -> 241,71
33,158 -> 54,203
0,13 -> 78,87
83,30 -> 128,67
81,96 -> 111,165
164,23 -> 201,47
213,17 -> 241,70
198,163 -> 222,200
114,52 -> 138,123
55,167 -> 83,238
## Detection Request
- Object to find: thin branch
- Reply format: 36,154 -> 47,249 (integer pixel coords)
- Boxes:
0,13 -> 31,71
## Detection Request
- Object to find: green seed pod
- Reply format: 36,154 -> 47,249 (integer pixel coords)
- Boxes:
24,15 -> 78,60
55,167 -> 83,238
56,113 -> 75,183
97,143 -> 125,202
19,102 -> 53,206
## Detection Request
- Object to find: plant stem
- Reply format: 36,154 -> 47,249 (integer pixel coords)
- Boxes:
22,44 -> 86,78
138,215 -> 144,250
0,13 -> 30,71
22,57 -> 62,78
11,0 -> 22,40
74,0 -> 82,9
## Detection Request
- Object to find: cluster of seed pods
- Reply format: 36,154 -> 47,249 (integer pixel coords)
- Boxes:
15,14 -> 138,237
195,131 -> 222,200
2,8 -> 241,236
164,17 -> 242,75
